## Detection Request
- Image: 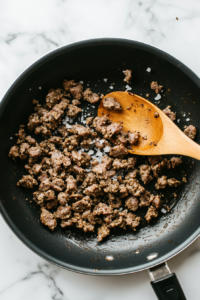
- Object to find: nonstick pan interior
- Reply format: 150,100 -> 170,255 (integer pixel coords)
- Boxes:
0,39 -> 200,275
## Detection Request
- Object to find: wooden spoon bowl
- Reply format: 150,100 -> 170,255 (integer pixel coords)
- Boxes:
98,91 -> 200,160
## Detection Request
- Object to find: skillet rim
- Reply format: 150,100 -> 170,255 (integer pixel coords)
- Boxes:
0,38 -> 200,275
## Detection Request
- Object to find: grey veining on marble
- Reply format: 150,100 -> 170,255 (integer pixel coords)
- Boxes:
0,0 -> 200,299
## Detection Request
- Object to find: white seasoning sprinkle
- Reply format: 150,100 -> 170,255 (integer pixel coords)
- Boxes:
109,86 -> 114,89
79,81 -> 84,84
105,255 -> 114,261
66,123 -> 71,129
146,67 -> 151,72
161,208 -> 167,214
103,146 -> 110,153
183,113 -> 186,117
88,150 -> 94,155
96,150 -> 103,156
29,88 -> 32,91
177,119 -> 180,123
125,85 -> 132,91
10,137 -> 13,139
63,116 -> 75,124
186,118 -> 190,121
99,139 -> 104,144
38,86 -> 42,90
91,151 -> 102,163
78,148 -> 85,154
154,93 -> 161,100
103,78 -> 108,82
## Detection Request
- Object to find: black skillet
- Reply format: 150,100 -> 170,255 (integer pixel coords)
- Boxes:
0,38 -> 200,300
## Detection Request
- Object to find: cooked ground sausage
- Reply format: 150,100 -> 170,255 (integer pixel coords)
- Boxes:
184,125 -> 197,140
40,207 -> 57,231
163,106 -> 176,121
17,175 -> 38,188
125,196 -> 139,211
148,155 -> 162,166
171,157 -> 182,168
145,206 -> 158,223
139,165 -> 153,184
123,70 -> 132,83
167,178 -> 181,187
83,88 -> 100,104
9,78 -> 186,241
110,144 -> 128,158
150,81 -> 163,93
103,97 -> 122,111
155,176 -> 168,190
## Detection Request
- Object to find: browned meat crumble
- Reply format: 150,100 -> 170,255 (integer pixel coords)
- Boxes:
103,97 -> 122,111
167,178 -> 181,187
123,70 -> 132,83
83,88 -> 100,104
155,176 -> 168,190
93,116 -> 140,147
184,125 -> 197,140
150,81 -> 163,93
163,106 -> 176,121
9,78 -> 187,241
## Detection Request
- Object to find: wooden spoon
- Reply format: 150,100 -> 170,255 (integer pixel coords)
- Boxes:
98,91 -> 200,160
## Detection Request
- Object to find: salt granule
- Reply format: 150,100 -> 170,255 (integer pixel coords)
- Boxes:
154,94 -> 161,101
125,85 -> 132,91
161,208 -> 167,214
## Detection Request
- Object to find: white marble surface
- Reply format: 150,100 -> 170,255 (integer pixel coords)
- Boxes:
0,0 -> 200,299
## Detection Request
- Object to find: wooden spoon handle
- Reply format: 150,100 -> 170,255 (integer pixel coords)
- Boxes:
161,125 -> 200,160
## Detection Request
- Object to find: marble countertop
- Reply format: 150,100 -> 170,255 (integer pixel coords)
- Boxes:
0,0 -> 200,299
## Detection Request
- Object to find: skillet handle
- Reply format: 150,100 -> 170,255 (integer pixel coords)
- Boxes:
149,262 -> 186,300
151,273 -> 186,300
